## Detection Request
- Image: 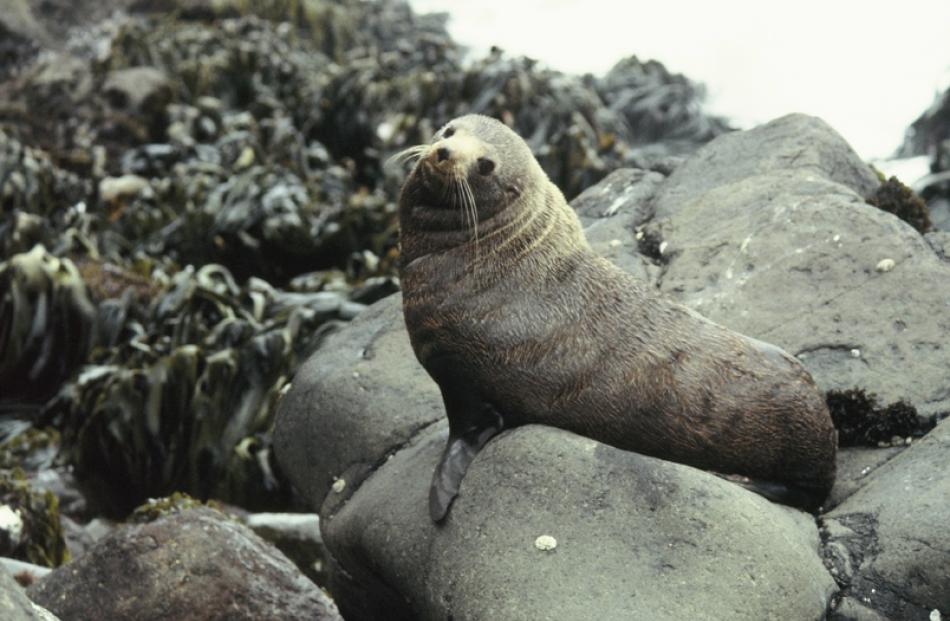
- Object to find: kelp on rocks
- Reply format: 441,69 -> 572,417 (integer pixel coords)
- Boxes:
319,46 -> 731,199
0,246 -> 97,408
43,262 -> 364,515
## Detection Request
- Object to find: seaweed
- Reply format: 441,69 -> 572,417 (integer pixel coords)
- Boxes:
826,388 -> 930,447
867,176 -> 931,234
0,468 -> 69,567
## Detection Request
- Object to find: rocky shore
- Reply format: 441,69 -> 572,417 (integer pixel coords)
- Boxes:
275,113 -> 949,620
1,0 -> 948,619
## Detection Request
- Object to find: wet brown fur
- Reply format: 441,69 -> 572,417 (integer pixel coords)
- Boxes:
398,114 -> 837,512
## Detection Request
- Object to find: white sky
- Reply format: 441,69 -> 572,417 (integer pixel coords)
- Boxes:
409,0 -> 950,160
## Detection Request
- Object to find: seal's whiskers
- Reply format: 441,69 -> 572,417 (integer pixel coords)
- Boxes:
460,175 -> 480,264
386,144 -> 429,167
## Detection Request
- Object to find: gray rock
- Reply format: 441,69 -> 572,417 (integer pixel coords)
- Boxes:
826,447 -> 906,510
572,167 -> 660,226
29,603 -> 58,621
642,114 -> 950,418
59,516 -> 115,561
0,557 -> 50,583
324,425 -> 835,621
245,512 -> 327,586
571,167 -> 664,281
274,295 -> 443,513
926,230 -> 950,260
651,113 -> 881,219
829,596 -> 892,621
929,197 -> 950,232
27,507 -> 341,621
825,418 -> 950,619
0,567 -> 55,621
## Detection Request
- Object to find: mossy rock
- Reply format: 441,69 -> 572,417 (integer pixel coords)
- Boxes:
130,491 -> 226,523
0,468 -> 69,567
0,427 -> 60,471
868,176 -> 932,234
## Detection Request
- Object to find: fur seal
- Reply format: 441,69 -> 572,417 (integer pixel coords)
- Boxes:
396,114 -> 837,522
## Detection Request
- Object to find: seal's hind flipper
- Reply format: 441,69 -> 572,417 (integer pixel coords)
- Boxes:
725,475 -> 827,513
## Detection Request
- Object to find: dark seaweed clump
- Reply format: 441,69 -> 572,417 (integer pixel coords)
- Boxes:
826,388 -> 930,447
0,468 -> 69,567
867,176 -> 931,234
0,0 -> 730,523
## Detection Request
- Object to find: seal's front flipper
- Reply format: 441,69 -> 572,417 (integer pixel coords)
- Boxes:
429,406 -> 503,522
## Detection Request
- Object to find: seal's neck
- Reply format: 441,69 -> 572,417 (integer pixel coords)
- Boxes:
398,180 -> 590,289
398,199 -> 518,266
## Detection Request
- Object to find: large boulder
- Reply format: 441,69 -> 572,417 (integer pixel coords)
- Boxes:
645,114 -> 950,419
274,296 -> 443,513
27,507 -> 340,621
324,424 -> 835,620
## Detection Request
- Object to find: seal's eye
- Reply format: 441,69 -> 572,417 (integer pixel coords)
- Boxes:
477,157 -> 495,176
505,185 -> 520,199
443,127 -> 455,138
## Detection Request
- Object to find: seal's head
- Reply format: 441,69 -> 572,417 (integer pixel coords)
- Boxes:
397,115 -> 563,266
422,115 -> 544,211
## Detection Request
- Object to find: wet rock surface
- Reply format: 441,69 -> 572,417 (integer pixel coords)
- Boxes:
825,446 -> 905,511
27,506 -> 341,620
275,113 -> 949,618
245,511 -> 327,586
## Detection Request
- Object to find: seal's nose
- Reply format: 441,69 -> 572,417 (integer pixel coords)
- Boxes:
436,147 -> 450,162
